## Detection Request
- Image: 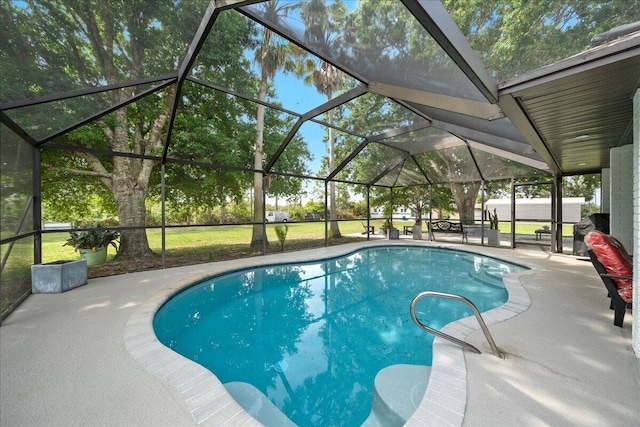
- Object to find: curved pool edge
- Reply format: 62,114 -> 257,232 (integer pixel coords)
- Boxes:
405,269 -> 533,426
123,240 -> 532,426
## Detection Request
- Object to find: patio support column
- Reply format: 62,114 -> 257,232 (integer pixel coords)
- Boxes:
324,181 -> 329,247
161,164 -> 166,269
510,180 -> 516,249
33,147 -> 42,265
262,174 -> 267,255
552,175 -> 562,253
389,188 -> 394,230
480,181 -> 485,246
428,184 -> 433,240
366,186 -> 371,240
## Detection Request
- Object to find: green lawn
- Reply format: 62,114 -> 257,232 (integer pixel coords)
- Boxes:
497,222 -> 574,237
41,220 -> 394,263
41,219 -> 575,263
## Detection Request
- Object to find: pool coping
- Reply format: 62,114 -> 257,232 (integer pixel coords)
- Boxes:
123,240 -> 532,426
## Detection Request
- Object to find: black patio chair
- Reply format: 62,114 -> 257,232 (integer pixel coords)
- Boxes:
587,250 -> 633,327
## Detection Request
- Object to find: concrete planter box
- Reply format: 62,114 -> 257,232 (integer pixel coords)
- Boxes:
31,259 -> 87,293
412,225 -> 423,240
487,229 -> 501,247
388,228 -> 400,240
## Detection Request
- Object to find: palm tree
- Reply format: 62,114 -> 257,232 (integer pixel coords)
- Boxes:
300,0 -> 348,238
313,62 -> 346,238
250,1 -> 305,249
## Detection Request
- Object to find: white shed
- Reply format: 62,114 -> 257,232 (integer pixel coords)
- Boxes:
485,197 -> 585,223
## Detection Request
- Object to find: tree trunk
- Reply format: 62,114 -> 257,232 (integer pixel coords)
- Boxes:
328,108 -> 341,238
450,182 -> 481,225
251,162 -> 266,249
219,205 -> 225,224
114,186 -> 154,259
109,106 -> 156,259
250,68 -> 269,249
111,154 -> 153,259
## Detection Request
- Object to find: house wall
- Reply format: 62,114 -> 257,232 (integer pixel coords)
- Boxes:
609,145 -> 634,255
633,89 -> 639,357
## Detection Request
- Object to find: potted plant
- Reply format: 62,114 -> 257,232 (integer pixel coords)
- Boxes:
381,218 -> 392,235
64,223 -> 120,266
487,209 -> 501,247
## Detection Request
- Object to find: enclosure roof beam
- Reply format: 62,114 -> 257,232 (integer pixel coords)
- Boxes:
408,155 -> 433,185
0,74 -> 177,111
187,77 -> 363,138
400,0 -> 499,103
163,1 -> 261,163
369,82 -> 503,120
36,80 -> 176,147
367,120 -> 432,143
0,112 -> 39,146
463,140 -> 486,182
430,119 -> 540,160
265,85 -> 367,172
327,121 -> 427,183
369,155 -> 410,187
327,139 -> 370,182
239,5 -> 369,84
465,140 -> 550,171
496,95 -> 561,176
177,1 -> 265,80
301,85 -> 368,122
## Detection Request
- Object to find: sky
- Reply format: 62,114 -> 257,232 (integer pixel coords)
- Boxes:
271,70 -> 329,175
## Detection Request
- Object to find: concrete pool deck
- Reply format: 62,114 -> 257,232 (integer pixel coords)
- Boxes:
1,240 -> 637,426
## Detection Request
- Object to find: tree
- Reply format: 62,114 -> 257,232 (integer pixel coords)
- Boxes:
5,0 -> 255,258
445,0 -> 640,80
393,186 -> 428,225
564,174 -> 599,201
162,76 -> 311,225
300,0 -> 349,238
0,133 -> 34,233
250,0 -> 307,249
265,129 -> 313,212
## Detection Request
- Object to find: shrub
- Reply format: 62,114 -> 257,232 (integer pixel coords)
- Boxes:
274,224 -> 288,251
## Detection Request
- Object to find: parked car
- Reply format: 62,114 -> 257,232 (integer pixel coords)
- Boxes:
304,213 -> 322,221
266,211 -> 290,222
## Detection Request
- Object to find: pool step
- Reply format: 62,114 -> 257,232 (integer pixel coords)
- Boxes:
362,364 -> 431,427
467,271 -> 505,289
224,381 -> 296,427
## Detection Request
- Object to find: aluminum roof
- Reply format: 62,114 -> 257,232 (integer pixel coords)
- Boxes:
499,30 -> 640,176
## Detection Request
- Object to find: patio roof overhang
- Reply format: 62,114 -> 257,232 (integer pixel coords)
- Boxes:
499,30 -> 640,177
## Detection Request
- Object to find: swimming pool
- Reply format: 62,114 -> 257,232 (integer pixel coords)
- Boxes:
153,246 -> 524,426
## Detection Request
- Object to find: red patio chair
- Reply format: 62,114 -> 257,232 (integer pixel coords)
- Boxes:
585,231 -> 633,327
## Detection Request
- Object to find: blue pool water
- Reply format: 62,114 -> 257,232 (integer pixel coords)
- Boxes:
154,246 -> 524,426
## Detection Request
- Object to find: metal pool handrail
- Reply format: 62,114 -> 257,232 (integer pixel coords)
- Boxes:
410,291 -> 503,358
